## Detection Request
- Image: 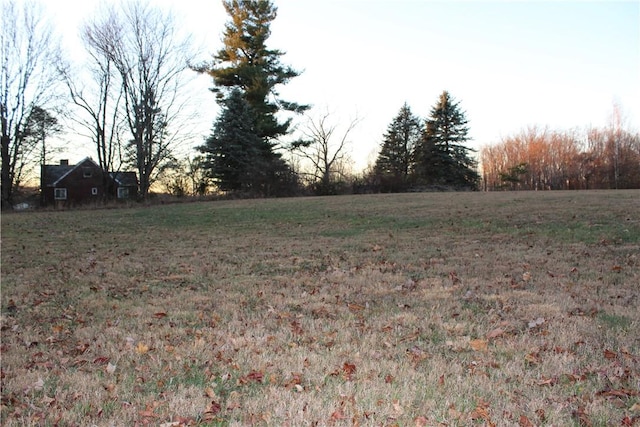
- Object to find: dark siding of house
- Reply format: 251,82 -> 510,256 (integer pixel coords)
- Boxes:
44,160 -> 104,206
42,158 -> 139,207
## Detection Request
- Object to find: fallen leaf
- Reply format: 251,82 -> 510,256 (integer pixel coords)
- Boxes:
330,408 -> 348,421
392,399 -> 404,414
603,349 -> 617,360
470,339 -> 488,352
571,405 -> 592,427
414,416 -> 428,427
537,377 -> 557,386
135,342 -> 149,354
87,351 -> 105,362
486,328 -> 504,339
202,400 -> 222,421
41,396 -> 56,406
596,388 -> 640,398
342,362 -> 357,380
385,374 -> 395,384
519,415 -> 534,427
470,405 -> 490,421
246,370 -> 264,383
407,345 -> 429,362
348,303 -> 365,312
290,320 -> 304,335
153,312 -> 167,319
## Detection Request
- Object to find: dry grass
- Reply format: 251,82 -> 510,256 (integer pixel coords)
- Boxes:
1,191 -> 639,426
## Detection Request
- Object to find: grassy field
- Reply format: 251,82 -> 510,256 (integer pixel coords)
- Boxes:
1,190 -> 639,426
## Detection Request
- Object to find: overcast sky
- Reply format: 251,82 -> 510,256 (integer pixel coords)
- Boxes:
53,0 -> 639,170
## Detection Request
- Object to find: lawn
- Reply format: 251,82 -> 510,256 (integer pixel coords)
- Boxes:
1,191 -> 639,426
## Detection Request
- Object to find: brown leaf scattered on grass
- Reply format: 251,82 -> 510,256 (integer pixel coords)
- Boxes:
202,400 -> 222,421
537,376 -> 557,386
347,303 -> 365,312
486,328 -> 504,340
596,388 -> 640,398
469,339 -> 488,352
470,400 -> 493,425
329,408 -> 348,422
572,405 -> 592,427
135,342 -> 149,354
290,320 -> 304,335
238,370 -> 264,385
342,362 -> 357,381
414,416 -> 428,426
524,352 -> 541,365
406,345 -> 429,362
519,414 -> 535,427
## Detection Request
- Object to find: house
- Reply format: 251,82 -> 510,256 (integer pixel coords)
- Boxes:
41,157 -> 138,206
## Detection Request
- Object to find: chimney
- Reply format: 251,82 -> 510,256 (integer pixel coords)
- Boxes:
60,159 -> 69,166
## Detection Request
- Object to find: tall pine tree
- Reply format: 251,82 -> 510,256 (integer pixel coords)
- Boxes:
374,103 -> 422,192
197,0 -> 308,141
413,91 -> 479,189
195,0 -> 306,196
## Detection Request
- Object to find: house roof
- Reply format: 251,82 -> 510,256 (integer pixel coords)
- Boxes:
43,157 -> 100,187
109,171 -> 138,187
42,158 -> 138,188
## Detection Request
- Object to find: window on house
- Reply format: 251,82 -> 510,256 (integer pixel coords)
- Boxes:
54,188 -> 67,200
91,187 -> 98,195
117,187 -> 129,199
83,168 -> 92,178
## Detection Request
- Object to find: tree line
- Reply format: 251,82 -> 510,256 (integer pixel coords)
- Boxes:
2,0 -> 637,209
480,113 -> 640,190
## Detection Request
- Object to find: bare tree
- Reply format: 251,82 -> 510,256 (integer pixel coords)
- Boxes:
292,111 -> 359,195
83,1 -> 196,199
1,0 -> 61,209
58,17 -> 126,191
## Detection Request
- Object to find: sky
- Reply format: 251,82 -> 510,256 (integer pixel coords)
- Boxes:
52,0 -> 639,171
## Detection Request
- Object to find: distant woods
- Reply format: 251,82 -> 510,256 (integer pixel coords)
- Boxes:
480,109 -> 640,190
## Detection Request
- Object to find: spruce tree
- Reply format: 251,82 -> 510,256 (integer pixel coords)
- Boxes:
413,91 -> 479,189
374,103 -> 422,192
198,89 -> 263,193
198,89 -> 298,196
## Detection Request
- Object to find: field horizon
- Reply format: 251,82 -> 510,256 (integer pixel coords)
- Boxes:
1,190 -> 639,426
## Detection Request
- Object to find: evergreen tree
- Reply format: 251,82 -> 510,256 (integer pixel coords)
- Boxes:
413,91 -> 479,189
195,0 -> 306,196
198,89 -> 263,193
199,89 -> 297,196
374,103 -> 422,192
197,0 -> 308,141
